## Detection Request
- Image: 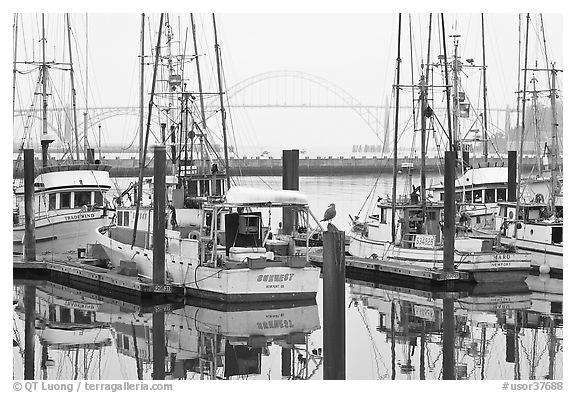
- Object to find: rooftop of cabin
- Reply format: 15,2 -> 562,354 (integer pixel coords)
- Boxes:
36,163 -> 112,175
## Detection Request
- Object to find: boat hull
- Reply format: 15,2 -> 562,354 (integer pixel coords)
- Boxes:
349,233 -> 531,281
13,212 -> 112,255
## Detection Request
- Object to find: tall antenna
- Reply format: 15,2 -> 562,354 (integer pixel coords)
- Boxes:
40,13 -> 54,168
66,14 -> 81,162
391,13 -> 401,244
515,13 -> 530,237
191,13 -> 207,173
212,13 -> 230,190
481,13 -> 489,162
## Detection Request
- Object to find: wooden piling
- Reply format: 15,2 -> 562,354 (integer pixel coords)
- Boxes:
322,229 -> 346,380
86,148 -> 95,164
152,310 -> 166,380
282,149 -> 299,234
442,298 -> 455,380
508,151 -> 517,202
153,145 -> 166,286
24,285 -> 36,380
24,149 -> 36,261
281,347 -> 291,377
443,150 -> 455,272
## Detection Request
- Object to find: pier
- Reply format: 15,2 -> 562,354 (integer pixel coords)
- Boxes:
12,155 -> 545,178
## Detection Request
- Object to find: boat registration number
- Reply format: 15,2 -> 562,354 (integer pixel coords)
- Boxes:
414,234 -> 435,249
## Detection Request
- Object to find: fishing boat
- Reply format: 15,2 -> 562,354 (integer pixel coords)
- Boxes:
12,14 -> 114,256
13,164 -> 114,255
96,186 -> 320,301
470,17 -> 563,274
348,15 -> 531,283
93,14 -> 319,301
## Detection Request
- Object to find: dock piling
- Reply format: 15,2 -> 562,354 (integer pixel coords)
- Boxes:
152,310 -> 166,380
442,298 -> 455,379
282,149 -> 299,234
153,145 -> 166,286
24,285 -> 36,380
508,151 -> 517,202
24,148 -> 36,261
443,150 -> 455,272
322,228 -> 346,380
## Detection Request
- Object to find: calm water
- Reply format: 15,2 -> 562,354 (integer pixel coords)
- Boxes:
13,175 -> 563,380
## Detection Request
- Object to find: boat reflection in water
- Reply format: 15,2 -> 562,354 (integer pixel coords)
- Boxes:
13,282 -> 321,380
348,274 -> 562,380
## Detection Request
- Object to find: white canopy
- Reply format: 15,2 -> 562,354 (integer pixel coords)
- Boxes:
225,186 -> 309,205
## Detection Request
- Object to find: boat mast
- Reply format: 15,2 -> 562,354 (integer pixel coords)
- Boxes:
419,13 -> 433,228
515,13 -> 530,237
212,13 -> 231,190
132,13 -> 164,248
530,74 -> 542,176
549,65 -> 560,214
191,14 -> 208,174
481,14 -> 489,162
391,13 -> 401,244
441,16 -> 453,151
13,14 -> 18,118
83,14 -> 89,161
451,35 -> 461,150
66,14 -> 81,162
40,14 -> 54,168
139,13 -> 145,170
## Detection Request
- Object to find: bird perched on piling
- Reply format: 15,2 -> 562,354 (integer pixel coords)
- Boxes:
321,203 -> 336,222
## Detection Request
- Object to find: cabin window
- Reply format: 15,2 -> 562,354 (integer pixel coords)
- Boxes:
123,211 -> 130,227
74,191 -> 92,208
380,208 -> 387,224
497,189 -> 507,202
94,192 -> 103,206
117,212 -> 123,226
123,336 -> 130,350
427,211 -> 437,221
485,189 -> 496,203
465,191 -> 472,203
59,308 -> 72,323
455,192 -> 462,202
216,179 -> 223,196
439,193 -> 444,201
60,192 -> 71,208
48,193 -> 56,210
473,190 -> 483,203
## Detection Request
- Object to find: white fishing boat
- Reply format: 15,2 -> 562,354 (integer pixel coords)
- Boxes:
13,164 -> 114,256
95,186 -> 320,301
489,202 -> 563,272
348,201 -> 531,282
348,24 -> 531,283
12,14 -> 114,256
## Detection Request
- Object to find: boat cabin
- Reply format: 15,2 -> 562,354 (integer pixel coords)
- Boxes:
368,201 -> 444,247
13,164 -> 113,225
431,167 -> 509,205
